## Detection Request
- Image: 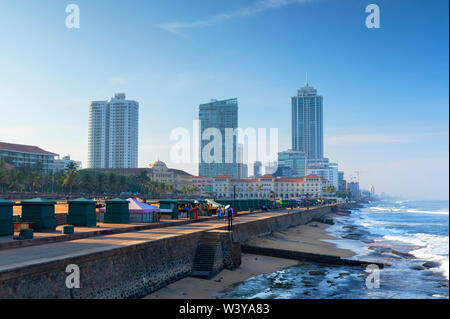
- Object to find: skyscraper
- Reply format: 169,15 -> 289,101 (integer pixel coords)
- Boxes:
198,98 -> 239,178
253,161 -> 262,177
292,76 -> 323,159
278,150 -> 307,177
88,93 -> 139,169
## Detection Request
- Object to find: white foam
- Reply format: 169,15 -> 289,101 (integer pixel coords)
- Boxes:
405,209 -> 449,216
384,233 -> 449,280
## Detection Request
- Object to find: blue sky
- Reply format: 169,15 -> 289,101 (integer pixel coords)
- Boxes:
0,0 -> 448,199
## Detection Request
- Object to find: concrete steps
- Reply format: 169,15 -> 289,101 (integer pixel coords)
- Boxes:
190,232 -> 221,279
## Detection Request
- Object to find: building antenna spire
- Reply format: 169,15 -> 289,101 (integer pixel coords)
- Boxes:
305,72 -> 309,87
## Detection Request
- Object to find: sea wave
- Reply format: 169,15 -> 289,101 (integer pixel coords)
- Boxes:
384,233 -> 449,279
405,209 -> 449,215
368,206 -> 449,215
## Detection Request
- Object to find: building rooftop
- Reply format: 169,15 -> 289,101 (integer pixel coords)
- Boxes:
0,142 -> 58,156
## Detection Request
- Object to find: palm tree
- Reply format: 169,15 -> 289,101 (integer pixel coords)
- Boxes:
29,171 -> 41,192
0,161 -> 9,192
62,169 -> 78,194
9,170 -> 24,192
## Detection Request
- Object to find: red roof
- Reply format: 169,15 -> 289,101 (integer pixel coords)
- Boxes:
259,174 -> 275,179
278,177 -> 305,182
0,142 -> 57,156
214,175 -> 231,179
305,174 -> 321,179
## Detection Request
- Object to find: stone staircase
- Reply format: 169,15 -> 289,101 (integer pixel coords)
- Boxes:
190,231 -> 222,279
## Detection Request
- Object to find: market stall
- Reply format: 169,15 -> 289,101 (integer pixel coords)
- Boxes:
99,198 -> 160,223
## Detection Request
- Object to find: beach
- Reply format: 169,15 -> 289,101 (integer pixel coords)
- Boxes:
145,211 -> 349,299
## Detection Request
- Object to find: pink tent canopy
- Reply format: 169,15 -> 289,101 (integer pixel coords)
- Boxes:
127,198 -> 160,213
99,198 -> 160,213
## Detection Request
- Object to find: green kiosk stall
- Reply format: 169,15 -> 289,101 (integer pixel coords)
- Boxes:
67,198 -> 97,227
20,198 -> 57,232
104,198 -> 130,224
0,199 -> 14,236
158,199 -> 179,220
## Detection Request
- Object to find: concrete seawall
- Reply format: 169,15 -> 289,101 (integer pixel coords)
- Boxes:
229,207 -> 330,243
0,206 -> 332,299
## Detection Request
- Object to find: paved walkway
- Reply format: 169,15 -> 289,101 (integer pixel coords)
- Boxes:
0,210 -> 294,273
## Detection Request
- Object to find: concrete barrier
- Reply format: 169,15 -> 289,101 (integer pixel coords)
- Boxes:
0,205 -> 333,299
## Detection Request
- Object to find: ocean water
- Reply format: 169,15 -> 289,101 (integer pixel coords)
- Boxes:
220,200 -> 449,299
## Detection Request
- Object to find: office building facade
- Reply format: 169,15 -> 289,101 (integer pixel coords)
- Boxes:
198,98 -> 239,178
292,80 -> 323,159
307,158 -> 339,190
278,150 -> 307,177
253,161 -> 262,177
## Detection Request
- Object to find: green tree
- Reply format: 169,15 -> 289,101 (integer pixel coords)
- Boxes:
108,173 -> 117,194
62,169 -> 78,193
137,171 -> 150,194
29,171 -> 41,192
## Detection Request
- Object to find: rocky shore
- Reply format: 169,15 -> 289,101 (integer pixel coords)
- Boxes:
145,209 -> 352,299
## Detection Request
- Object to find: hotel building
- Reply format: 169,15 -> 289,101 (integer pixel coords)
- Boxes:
88,93 -> 139,169
213,174 -> 323,199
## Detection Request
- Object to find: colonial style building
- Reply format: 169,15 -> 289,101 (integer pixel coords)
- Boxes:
96,160 -> 192,192
192,176 -> 214,194
213,174 -> 324,199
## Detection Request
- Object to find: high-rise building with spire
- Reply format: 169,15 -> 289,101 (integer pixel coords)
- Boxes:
291,75 -> 323,160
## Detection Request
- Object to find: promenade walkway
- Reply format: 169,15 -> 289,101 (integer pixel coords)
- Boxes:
0,210 -> 296,274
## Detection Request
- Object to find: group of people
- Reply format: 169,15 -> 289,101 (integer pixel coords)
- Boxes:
217,206 -> 236,219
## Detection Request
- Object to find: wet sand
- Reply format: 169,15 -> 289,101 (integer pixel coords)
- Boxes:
245,216 -> 355,258
145,214 -> 354,299
145,253 -> 298,299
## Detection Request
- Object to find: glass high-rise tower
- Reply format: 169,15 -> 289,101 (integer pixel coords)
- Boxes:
292,77 -> 323,160
198,98 -> 239,178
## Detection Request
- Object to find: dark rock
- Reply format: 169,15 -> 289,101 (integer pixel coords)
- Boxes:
423,261 -> 440,269
391,250 -> 415,259
309,270 -> 326,276
411,265 -> 426,271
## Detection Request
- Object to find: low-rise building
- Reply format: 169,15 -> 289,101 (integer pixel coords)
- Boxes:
53,155 -> 82,171
213,174 -> 323,199
0,141 -> 58,172
307,158 -> 339,190
95,160 -> 192,192
191,176 -> 214,194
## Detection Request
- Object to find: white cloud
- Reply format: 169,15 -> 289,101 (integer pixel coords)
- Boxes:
159,0 -> 310,36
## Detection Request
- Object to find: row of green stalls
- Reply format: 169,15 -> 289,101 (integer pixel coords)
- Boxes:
158,199 -> 218,220
277,198 -> 321,208
0,197 -> 137,238
214,199 -> 275,212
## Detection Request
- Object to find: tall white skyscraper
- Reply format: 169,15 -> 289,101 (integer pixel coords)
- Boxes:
88,93 -> 139,169
292,76 -> 323,159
